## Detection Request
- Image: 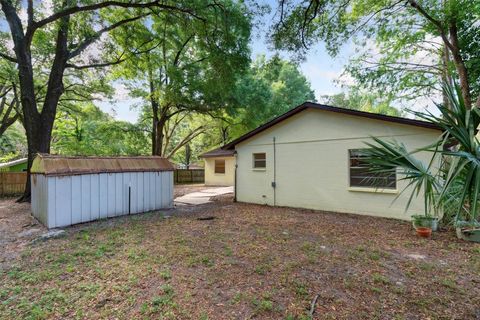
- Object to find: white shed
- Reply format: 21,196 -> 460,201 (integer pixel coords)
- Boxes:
31,154 -> 174,228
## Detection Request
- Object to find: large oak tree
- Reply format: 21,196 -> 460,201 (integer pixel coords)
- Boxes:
112,0 -> 251,157
0,0 -> 223,200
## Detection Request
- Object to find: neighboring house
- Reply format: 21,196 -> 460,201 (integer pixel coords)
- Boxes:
216,102 -> 442,220
200,148 -> 235,186
0,158 -> 28,172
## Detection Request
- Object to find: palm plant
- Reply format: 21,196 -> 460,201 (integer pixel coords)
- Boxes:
363,83 -> 480,228
363,137 -> 441,220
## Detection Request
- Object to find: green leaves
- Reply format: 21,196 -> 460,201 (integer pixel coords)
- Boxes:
270,0 -> 480,105
232,54 -> 315,131
51,103 -> 149,156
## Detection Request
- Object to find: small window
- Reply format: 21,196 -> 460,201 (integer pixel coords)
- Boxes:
349,149 -> 396,189
253,153 -> 266,169
214,159 -> 225,174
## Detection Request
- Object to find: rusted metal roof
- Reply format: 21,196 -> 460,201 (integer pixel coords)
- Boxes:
31,154 -> 174,176
199,148 -> 235,158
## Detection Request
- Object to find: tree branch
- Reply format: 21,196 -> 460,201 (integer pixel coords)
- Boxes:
407,0 -> 454,51
68,15 -> 147,59
27,0 -> 33,27
66,54 -> 126,70
165,125 -> 206,158
0,51 -> 17,63
173,34 -> 195,66
26,1 -> 203,42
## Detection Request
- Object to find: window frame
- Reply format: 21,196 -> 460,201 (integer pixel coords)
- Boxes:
214,159 -> 225,174
252,152 -> 266,169
348,149 -> 396,190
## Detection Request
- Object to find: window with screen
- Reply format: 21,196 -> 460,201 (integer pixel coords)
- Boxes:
349,149 -> 396,189
214,159 -> 225,174
253,153 -> 266,169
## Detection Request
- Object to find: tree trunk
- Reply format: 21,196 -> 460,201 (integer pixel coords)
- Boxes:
153,116 -> 166,156
448,22 -> 472,109
185,143 -> 191,169
441,44 -> 452,109
20,123 -> 51,202
17,10 -> 70,202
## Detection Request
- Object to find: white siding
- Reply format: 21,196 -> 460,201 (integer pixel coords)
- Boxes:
31,171 -> 173,228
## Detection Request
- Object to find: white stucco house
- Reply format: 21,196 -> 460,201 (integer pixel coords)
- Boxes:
203,102 -> 442,220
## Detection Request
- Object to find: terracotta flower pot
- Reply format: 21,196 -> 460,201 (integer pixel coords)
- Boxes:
416,227 -> 432,238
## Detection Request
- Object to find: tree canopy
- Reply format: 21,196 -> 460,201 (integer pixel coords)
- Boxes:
271,0 -> 480,108
112,0 -> 251,156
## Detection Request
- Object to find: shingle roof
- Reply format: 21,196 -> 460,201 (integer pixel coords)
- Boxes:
199,148 -> 235,158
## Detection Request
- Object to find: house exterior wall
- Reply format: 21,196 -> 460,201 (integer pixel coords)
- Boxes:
204,156 -> 235,186
31,171 -> 173,228
235,108 -> 441,220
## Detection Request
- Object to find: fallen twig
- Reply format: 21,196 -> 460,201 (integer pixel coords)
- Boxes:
197,216 -> 216,221
309,294 -> 320,318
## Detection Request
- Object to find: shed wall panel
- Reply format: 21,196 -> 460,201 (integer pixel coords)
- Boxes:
170,171 -> 174,206
107,174 -> 116,217
155,173 -> 162,209
90,174 -> 100,221
32,174 -> 49,226
115,173 -> 123,216
71,176 -> 82,225
129,172 -> 137,214
32,171 -> 173,228
148,173 -> 156,211
47,177 -> 56,228
144,173 -> 150,211
81,175 -> 91,223
99,174 -> 108,219
160,174 -> 169,208
137,172 -> 144,213
55,176 -> 72,227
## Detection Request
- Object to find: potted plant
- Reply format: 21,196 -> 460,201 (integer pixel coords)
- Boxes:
415,227 -> 432,238
411,215 -> 439,232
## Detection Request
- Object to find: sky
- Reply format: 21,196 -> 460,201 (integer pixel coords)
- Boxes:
97,1 -> 354,123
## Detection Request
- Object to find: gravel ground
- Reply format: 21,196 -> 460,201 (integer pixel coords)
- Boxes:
1,196 -> 480,319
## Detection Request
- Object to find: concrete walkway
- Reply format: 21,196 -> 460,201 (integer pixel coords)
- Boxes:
174,186 -> 234,206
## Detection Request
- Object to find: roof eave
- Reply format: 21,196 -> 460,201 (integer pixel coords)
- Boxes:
223,102 -> 442,149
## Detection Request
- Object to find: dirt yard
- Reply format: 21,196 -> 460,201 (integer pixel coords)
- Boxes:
0,198 -> 46,269
1,195 -> 480,319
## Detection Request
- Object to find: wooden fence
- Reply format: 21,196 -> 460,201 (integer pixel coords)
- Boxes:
174,169 -> 204,184
0,170 -> 203,196
0,172 -> 27,197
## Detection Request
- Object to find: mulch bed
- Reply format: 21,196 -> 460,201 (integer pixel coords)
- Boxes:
1,199 -> 479,319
